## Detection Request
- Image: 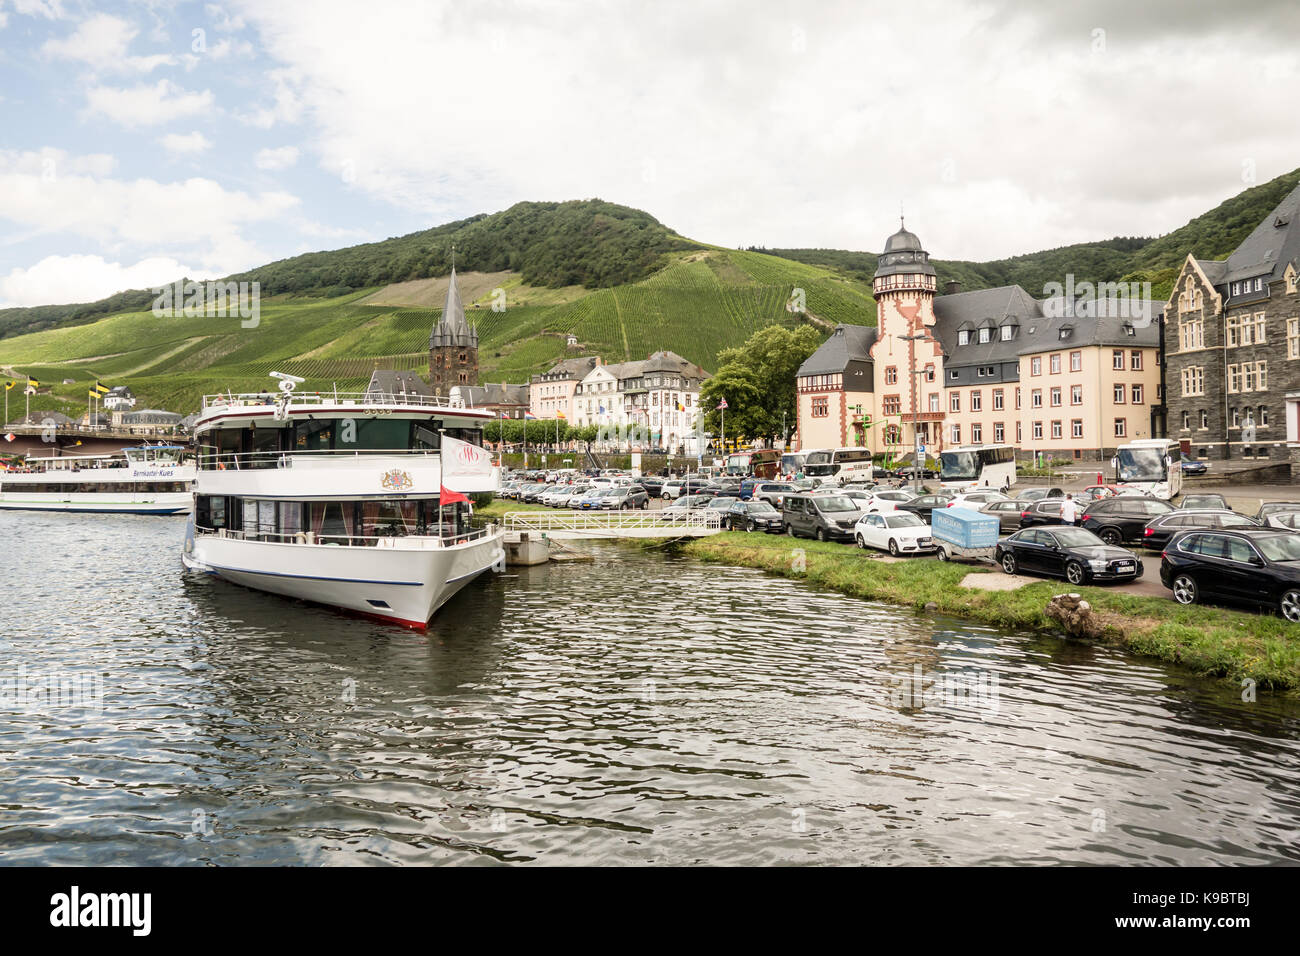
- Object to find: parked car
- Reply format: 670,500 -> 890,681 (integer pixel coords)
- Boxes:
1018,488 -> 1051,502
861,489 -> 917,514
1263,511 -> 1300,530
661,479 -> 686,500
895,493 -> 954,522
947,490 -> 1009,510
996,526 -> 1144,585
1180,493 -> 1231,511
1079,495 -> 1176,545
703,495 -> 740,517
1161,528 -> 1300,621
1253,501 -> 1300,523
539,486 -> 572,507
782,493 -> 864,542
725,500 -> 784,532
1017,498 -> 1070,529
748,481 -> 798,508
853,512 -> 936,556
560,485 -> 593,507
600,485 -> 650,510
520,483 -> 557,503
979,498 -> 1033,534
814,487 -> 873,507
1077,484 -> 1118,503
1180,455 -> 1209,476
635,476 -> 665,497
1141,510 -> 1260,550
576,488 -> 612,509
660,494 -> 714,521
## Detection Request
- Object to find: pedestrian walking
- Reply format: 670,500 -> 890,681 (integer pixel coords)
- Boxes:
1060,493 -> 1079,526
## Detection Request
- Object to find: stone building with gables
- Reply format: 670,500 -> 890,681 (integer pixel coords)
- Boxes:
1163,182 -> 1300,465
428,267 -> 479,397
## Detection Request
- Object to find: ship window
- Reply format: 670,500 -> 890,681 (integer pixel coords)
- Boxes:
296,419 -> 335,451
341,417 -> 410,451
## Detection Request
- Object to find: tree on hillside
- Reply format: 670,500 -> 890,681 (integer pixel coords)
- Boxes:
700,324 -> 822,446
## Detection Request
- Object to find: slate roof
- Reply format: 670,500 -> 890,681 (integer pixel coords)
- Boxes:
797,324 -> 879,376
366,369 -> 433,397
457,383 -> 530,406
534,356 -> 600,381
931,285 -> 1040,366
1223,181 -> 1300,284
428,267 -> 478,348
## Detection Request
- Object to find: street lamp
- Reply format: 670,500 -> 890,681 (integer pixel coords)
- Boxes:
900,332 -> 931,494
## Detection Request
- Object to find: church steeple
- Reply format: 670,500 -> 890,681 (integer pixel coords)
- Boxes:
428,255 -> 479,397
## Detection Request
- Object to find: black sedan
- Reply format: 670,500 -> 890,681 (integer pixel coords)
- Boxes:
1140,509 -> 1259,550
995,526 -> 1143,585
1254,501 -> 1300,523
725,500 -> 784,532
1161,528 -> 1300,622
894,493 -> 953,522
1080,495 -> 1176,545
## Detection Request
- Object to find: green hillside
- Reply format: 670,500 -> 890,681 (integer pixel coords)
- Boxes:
4,167 -> 1297,424
0,246 -> 867,421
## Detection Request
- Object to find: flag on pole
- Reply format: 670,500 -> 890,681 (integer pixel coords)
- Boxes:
716,397 -> 728,410
439,484 -> 470,506
4,381 -> 14,391
440,433 -> 494,489
87,390 -> 98,400
556,410 -> 566,419
94,381 -> 110,395
26,378 -> 40,389
524,412 -> 537,420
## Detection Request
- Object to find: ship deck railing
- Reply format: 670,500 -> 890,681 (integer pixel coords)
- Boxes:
195,524 -> 499,548
200,391 -> 480,412
196,447 -> 448,470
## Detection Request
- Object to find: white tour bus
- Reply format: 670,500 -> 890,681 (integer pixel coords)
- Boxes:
939,444 -> 1017,491
1112,438 -> 1183,500
802,447 -> 874,485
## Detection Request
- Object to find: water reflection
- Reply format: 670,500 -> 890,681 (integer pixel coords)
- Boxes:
0,512 -> 1298,865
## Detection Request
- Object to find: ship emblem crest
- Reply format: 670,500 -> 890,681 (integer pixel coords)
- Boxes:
380,469 -> 414,491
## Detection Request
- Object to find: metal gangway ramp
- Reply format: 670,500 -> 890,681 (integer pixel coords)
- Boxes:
501,509 -> 725,539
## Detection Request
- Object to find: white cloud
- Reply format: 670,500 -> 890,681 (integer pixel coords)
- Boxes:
229,0 -> 1300,259
84,80 -> 215,127
12,0 -> 65,20
43,13 -> 176,73
0,149 -> 297,281
0,254 -> 217,308
160,131 -> 213,156
254,145 -> 298,170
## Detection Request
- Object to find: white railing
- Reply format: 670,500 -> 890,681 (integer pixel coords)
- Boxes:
502,509 -> 724,535
196,446 -> 444,471
200,391 -> 481,412
197,524 -> 499,549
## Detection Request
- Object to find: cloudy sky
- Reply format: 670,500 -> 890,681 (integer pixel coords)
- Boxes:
1,0 -> 1298,307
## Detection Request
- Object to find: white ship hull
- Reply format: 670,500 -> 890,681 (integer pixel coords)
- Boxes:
184,528 -> 505,627
0,491 -> 192,514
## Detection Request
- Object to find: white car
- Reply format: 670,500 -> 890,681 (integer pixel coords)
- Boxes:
560,485 -> 592,507
853,512 -> 936,556
947,491 -> 1009,510
540,486 -> 574,506
862,489 -> 917,513
661,479 -> 686,499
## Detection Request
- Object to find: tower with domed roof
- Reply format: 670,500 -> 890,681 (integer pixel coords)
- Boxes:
869,219 -> 944,455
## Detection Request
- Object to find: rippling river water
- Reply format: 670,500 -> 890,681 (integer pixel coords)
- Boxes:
2,511 -> 1298,865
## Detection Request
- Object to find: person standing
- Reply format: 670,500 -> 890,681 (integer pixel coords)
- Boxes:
1060,493 -> 1079,526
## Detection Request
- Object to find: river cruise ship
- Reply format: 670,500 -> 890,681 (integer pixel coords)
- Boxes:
0,445 -> 194,514
181,377 -> 505,627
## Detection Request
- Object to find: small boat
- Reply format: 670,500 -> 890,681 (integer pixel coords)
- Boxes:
0,445 -> 194,514
181,376 -> 505,627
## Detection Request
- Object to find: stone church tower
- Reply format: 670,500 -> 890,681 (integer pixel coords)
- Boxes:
428,266 -> 479,397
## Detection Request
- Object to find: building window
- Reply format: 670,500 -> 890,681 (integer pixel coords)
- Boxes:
1261,406 -> 1270,427
972,423 -> 983,443
993,389 -> 1004,411
1114,418 -> 1126,438
1112,350 -> 1124,370
1071,385 -> 1082,405
1180,319 -> 1204,351
1070,350 -> 1082,372
958,330 -> 970,346
1051,420 -> 1062,439
1254,312 -> 1267,343
1200,409 -> 1209,429
929,393 -> 940,413
1181,411 -> 1190,430
1227,314 -> 1242,347
971,391 -> 982,412
1181,367 -> 1205,396
950,392 -> 961,412
1072,419 -> 1084,439
1015,388 -> 1022,409
951,424 -> 961,444
1001,325 -> 1013,341
811,396 -> 829,418
1016,421 -> 1022,443
883,395 -> 901,416
978,327 -> 991,344
1030,389 -> 1042,408
1050,353 -> 1061,374
1288,318 -> 1300,359
1032,421 -> 1043,440
1231,408 -> 1239,428
1132,385 -> 1144,404
1050,387 -> 1061,407
885,366 -> 898,385
1130,350 -> 1142,370
924,364 -> 935,382
994,422 -> 1004,442
1031,357 -> 1042,376
1113,383 -> 1125,403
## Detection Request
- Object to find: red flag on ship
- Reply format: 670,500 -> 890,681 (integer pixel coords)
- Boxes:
439,484 -> 470,506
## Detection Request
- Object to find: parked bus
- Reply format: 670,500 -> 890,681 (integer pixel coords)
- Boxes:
1112,438 -> 1182,500
780,452 -> 806,477
802,447 -> 874,485
939,444 -> 1017,491
725,447 -> 781,478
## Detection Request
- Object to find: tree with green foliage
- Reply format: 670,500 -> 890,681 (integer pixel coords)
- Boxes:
699,324 -> 822,446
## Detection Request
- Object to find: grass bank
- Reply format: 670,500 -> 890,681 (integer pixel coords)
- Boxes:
682,533 -> 1300,693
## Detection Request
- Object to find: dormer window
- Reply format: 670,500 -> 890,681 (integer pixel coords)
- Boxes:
978,327 -> 991,344
1001,324 -> 1014,341
1058,325 -> 1072,341
958,330 -> 970,346
1123,322 -> 1136,336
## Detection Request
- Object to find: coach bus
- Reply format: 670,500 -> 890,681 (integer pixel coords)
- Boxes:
802,447 -> 874,485
938,444 -> 1017,491
725,447 -> 781,478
